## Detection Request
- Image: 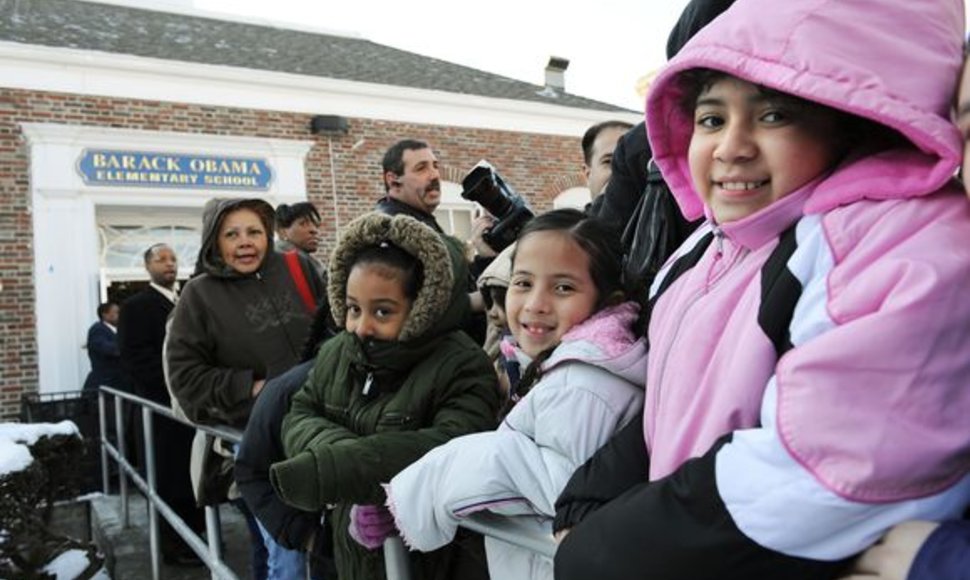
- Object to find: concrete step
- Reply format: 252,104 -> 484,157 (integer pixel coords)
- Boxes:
89,493 -> 253,579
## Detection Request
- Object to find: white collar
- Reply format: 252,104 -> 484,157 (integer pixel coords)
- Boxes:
150,281 -> 179,304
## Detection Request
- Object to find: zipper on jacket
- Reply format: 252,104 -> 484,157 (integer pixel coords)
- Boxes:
713,226 -> 725,258
650,231 -> 746,442
350,368 -> 375,434
705,227 -> 748,288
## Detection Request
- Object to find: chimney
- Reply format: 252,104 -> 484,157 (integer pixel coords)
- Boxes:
544,56 -> 570,92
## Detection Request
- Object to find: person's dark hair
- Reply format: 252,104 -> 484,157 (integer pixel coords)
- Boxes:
97,302 -> 117,319
581,121 -> 634,165
512,208 -> 626,311
142,243 -> 171,265
276,202 -> 321,229
481,286 -> 508,312
676,68 -> 908,160
349,242 -> 423,302
381,139 -> 430,191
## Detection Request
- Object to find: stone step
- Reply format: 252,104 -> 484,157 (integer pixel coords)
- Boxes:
89,493 -> 253,579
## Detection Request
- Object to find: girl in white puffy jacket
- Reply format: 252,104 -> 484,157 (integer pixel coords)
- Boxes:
385,208 -> 646,580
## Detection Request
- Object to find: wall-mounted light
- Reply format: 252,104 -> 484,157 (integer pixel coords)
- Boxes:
310,115 -> 349,134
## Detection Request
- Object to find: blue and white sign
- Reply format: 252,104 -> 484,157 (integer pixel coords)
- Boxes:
77,150 -> 273,190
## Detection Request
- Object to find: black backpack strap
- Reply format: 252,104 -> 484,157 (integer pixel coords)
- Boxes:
757,224 -> 802,358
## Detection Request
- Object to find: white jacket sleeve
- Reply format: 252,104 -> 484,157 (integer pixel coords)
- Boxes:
386,363 -> 642,552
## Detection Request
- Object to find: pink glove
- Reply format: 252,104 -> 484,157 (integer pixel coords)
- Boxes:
348,503 -> 397,550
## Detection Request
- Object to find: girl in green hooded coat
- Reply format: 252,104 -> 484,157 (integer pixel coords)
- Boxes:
270,212 -> 500,580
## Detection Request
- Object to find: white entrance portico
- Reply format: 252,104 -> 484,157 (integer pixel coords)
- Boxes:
21,123 -> 313,393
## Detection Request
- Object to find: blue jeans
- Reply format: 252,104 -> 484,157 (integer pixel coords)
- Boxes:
257,519 -> 310,580
233,498 -> 269,580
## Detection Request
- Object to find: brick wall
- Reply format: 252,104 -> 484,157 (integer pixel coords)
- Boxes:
0,87 -> 587,419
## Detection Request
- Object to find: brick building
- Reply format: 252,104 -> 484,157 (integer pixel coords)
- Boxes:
0,0 -> 638,418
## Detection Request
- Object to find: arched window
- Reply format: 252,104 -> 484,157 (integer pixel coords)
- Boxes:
95,206 -> 204,302
432,181 -> 478,241
99,224 -> 200,283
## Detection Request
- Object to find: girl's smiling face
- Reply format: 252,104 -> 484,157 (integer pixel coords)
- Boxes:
506,231 -> 599,358
688,76 -> 843,223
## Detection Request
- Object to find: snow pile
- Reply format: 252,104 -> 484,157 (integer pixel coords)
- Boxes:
42,549 -> 108,580
0,421 -> 79,477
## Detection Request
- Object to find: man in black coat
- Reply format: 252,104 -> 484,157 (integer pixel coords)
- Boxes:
117,243 -> 204,567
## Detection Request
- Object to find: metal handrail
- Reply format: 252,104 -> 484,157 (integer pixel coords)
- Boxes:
95,385 -> 558,580
97,385 -> 242,580
381,512 -> 558,580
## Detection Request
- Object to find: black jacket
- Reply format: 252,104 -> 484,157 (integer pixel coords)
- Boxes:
587,121 -> 652,233
553,427 -> 844,580
118,287 -> 173,403
119,285 -> 201,522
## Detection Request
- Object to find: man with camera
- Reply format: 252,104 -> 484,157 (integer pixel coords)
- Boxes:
377,139 -> 487,342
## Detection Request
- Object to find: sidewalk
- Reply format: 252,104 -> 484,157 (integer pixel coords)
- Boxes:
90,493 -> 252,579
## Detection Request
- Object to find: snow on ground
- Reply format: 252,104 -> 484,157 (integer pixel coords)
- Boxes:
2,421 -> 104,579
0,437 -> 33,476
42,549 -> 109,580
0,420 -> 80,477
0,420 -> 79,445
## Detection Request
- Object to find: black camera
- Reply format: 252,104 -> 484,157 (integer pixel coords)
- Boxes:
460,162 -> 534,253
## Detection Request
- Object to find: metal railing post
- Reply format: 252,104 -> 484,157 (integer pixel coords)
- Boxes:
113,395 -> 129,527
206,504 -> 223,580
383,536 -> 412,580
143,407 -> 161,580
98,391 -> 109,494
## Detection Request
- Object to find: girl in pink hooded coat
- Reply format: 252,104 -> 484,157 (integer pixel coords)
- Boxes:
553,0 -> 970,579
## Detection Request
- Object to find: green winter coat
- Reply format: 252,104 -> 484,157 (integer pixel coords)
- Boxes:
271,212 -> 499,580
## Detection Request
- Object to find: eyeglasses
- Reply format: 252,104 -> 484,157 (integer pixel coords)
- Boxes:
481,286 -> 507,311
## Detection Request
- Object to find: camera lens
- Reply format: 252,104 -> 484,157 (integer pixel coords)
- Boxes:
461,167 -> 514,219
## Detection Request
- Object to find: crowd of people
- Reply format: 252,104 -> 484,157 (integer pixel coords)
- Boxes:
84,0 -> 970,578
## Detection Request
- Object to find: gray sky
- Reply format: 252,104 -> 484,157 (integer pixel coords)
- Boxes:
194,0 -> 694,111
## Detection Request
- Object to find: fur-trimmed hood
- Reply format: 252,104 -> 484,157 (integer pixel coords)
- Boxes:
327,212 -> 458,342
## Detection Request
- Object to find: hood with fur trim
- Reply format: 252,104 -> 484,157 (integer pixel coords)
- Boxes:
647,0 -> 964,221
327,212 -> 459,342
